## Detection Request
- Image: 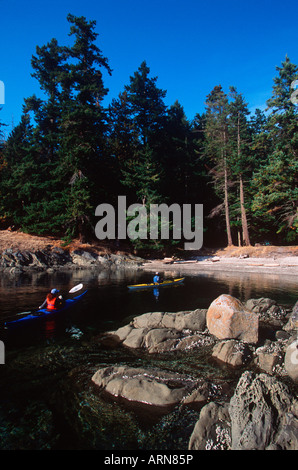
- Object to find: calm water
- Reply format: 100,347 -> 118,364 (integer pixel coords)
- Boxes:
0,267 -> 297,348
0,267 -> 297,450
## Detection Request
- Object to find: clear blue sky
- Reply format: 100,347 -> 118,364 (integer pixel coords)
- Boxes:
1,0 -> 298,137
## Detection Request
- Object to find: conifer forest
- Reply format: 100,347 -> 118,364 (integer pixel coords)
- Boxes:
0,14 -> 297,250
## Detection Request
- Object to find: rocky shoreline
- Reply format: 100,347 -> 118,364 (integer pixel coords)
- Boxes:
0,247 -> 144,274
92,294 -> 298,450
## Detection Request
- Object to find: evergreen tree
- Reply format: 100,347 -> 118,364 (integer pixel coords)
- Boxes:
161,101 -> 194,204
24,38 -> 66,161
7,14 -> 113,240
251,56 -> 298,242
124,61 -> 167,147
108,90 -> 137,165
57,14 -> 112,240
0,113 -> 65,233
204,85 -> 234,246
113,62 -> 167,204
249,108 -> 270,170
228,86 -> 251,246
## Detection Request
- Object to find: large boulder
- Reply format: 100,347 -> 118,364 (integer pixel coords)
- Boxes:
206,294 -> 259,343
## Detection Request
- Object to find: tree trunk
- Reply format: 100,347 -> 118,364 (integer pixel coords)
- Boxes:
224,155 -> 233,246
223,129 -> 233,247
239,174 -> 251,246
237,113 -> 251,246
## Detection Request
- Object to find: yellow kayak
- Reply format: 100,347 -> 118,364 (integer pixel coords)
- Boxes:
127,277 -> 185,290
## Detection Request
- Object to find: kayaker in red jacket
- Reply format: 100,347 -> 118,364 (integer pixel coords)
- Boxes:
39,289 -> 64,310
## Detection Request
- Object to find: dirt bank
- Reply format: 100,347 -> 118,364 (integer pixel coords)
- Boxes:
1,230 -> 297,258
208,245 -> 298,259
0,230 -> 113,255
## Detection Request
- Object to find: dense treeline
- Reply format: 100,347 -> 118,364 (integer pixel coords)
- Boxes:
0,14 -> 297,250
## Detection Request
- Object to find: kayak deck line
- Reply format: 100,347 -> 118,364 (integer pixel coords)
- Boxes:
127,278 -> 185,290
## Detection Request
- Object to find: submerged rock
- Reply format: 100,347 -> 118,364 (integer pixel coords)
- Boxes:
91,366 -> 209,407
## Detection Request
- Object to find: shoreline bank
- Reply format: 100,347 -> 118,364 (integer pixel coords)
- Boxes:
142,256 -> 298,277
0,229 -> 297,277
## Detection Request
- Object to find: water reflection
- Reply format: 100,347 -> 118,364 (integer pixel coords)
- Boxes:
192,271 -> 298,304
44,319 -> 56,339
153,287 -> 160,301
0,267 -> 297,336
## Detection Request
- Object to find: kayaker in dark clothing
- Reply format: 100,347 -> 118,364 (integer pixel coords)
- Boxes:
39,289 -> 64,310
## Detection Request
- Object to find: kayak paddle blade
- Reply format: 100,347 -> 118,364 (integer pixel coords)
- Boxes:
69,283 -> 83,294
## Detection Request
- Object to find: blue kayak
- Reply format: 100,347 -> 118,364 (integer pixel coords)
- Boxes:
4,290 -> 88,329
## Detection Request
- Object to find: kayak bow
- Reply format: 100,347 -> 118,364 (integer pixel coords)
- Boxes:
127,277 -> 185,291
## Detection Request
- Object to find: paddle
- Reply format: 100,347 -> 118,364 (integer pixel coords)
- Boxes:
69,283 -> 83,294
3,284 -> 84,323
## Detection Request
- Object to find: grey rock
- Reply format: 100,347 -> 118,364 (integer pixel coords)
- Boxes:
229,371 -> 297,450
284,339 -> 298,382
255,340 -> 285,375
284,301 -> 298,332
188,402 -> 231,450
212,340 -> 253,367
110,309 -> 208,353
92,366 -> 201,407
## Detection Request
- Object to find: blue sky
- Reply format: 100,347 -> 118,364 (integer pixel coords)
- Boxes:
1,0 -> 298,137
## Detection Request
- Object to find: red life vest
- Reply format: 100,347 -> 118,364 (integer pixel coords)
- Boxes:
46,295 -> 57,310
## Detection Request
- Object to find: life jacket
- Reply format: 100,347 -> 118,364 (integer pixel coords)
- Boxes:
46,295 -> 57,310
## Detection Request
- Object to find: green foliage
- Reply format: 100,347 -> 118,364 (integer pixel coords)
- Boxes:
0,14 -> 297,249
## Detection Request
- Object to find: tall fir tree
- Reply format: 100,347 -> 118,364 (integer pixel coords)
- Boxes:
7,14 -> 113,240
0,113 -> 66,233
114,61 -> 167,206
204,85 -> 234,246
251,56 -> 298,242
160,100 -> 194,205
57,14 -> 112,240
124,61 -> 167,147
228,86 -> 251,246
